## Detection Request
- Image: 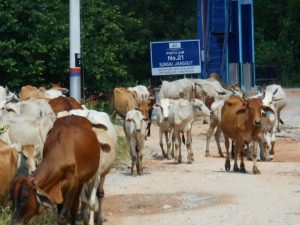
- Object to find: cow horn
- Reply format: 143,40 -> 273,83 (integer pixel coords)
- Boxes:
259,91 -> 265,100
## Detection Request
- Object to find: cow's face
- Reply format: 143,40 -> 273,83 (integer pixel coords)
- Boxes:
21,145 -> 37,175
247,98 -> 263,126
138,101 -> 149,118
11,177 -> 42,225
160,98 -> 171,120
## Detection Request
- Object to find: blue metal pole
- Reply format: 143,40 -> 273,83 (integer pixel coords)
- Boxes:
69,0 -> 81,102
251,0 -> 256,87
197,0 -> 204,79
238,0 -> 244,88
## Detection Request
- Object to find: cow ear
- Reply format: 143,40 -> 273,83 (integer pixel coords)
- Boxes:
92,123 -> 108,131
36,188 -> 54,209
261,105 -> 275,114
236,107 -> 247,115
100,143 -> 111,153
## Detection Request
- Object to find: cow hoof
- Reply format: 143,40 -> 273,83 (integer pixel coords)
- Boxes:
233,166 -> 240,172
167,155 -> 172,160
219,153 -> 225,158
240,168 -> 247,173
178,159 -> 182,164
225,164 -> 230,172
205,152 -> 210,157
253,167 -> 261,175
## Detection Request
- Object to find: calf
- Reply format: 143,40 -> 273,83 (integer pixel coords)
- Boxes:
10,115 -> 103,225
168,99 -> 210,164
154,98 -> 174,159
123,109 -> 149,175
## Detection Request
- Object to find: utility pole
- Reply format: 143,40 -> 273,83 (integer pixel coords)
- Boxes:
69,0 -> 81,102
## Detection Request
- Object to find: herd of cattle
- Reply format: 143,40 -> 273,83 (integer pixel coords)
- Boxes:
0,75 -> 287,225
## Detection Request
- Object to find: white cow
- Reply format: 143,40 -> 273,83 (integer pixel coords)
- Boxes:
5,98 -> 55,119
123,109 -> 149,175
159,79 -> 195,101
81,127 -> 116,225
168,99 -> 210,163
154,98 -> 174,159
263,84 -> 286,132
0,113 -> 55,163
127,85 -> 150,103
205,99 -> 225,157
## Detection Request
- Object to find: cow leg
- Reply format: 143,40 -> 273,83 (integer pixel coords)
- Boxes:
215,127 -> 224,157
166,130 -> 172,159
130,140 -> 137,175
233,141 -> 241,172
171,130 -> 175,158
58,180 -> 80,225
70,186 -> 82,225
269,130 -> 276,159
178,132 -> 182,163
174,131 -> 180,164
137,151 -> 143,175
95,175 -> 107,225
88,173 -> 101,225
186,130 -> 192,163
252,141 -> 261,174
239,143 -> 247,173
224,137 -> 231,171
231,140 -> 235,159
205,120 -> 215,157
159,128 -> 167,158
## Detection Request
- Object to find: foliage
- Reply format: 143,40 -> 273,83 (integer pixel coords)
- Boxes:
255,0 -> 300,86
1,0 -> 299,94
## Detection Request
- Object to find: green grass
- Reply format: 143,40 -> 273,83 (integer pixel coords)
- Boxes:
114,136 -> 130,167
0,206 -> 57,225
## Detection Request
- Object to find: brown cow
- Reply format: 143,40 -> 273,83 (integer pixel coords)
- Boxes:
146,86 -> 156,137
48,96 -> 82,113
19,85 -> 45,101
220,95 -> 273,174
0,140 -> 36,206
112,87 -> 149,119
10,115 -> 105,225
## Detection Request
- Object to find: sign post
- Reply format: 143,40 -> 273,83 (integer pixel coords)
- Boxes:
150,40 -> 201,76
69,0 -> 81,102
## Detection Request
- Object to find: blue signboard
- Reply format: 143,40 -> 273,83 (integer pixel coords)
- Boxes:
150,39 -> 201,76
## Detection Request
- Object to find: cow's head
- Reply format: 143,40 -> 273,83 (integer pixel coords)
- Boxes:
21,145 -> 38,175
126,109 -> 149,134
228,83 -> 243,97
154,98 -> 172,121
237,98 -> 266,127
137,101 -> 150,118
11,177 -> 46,225
192,98 -> 211,116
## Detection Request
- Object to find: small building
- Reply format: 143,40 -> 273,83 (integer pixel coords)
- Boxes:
198,0 -> 255,89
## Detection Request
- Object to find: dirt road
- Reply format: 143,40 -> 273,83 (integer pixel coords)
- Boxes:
103,89 -> 300,225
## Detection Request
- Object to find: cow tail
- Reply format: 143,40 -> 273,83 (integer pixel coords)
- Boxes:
182,133 -> 185,145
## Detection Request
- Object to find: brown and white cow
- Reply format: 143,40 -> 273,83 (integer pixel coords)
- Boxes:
112,87 -> 149,120
220,95 -> 273,174
10,115 -> 103,225
0,140 -> 36,206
